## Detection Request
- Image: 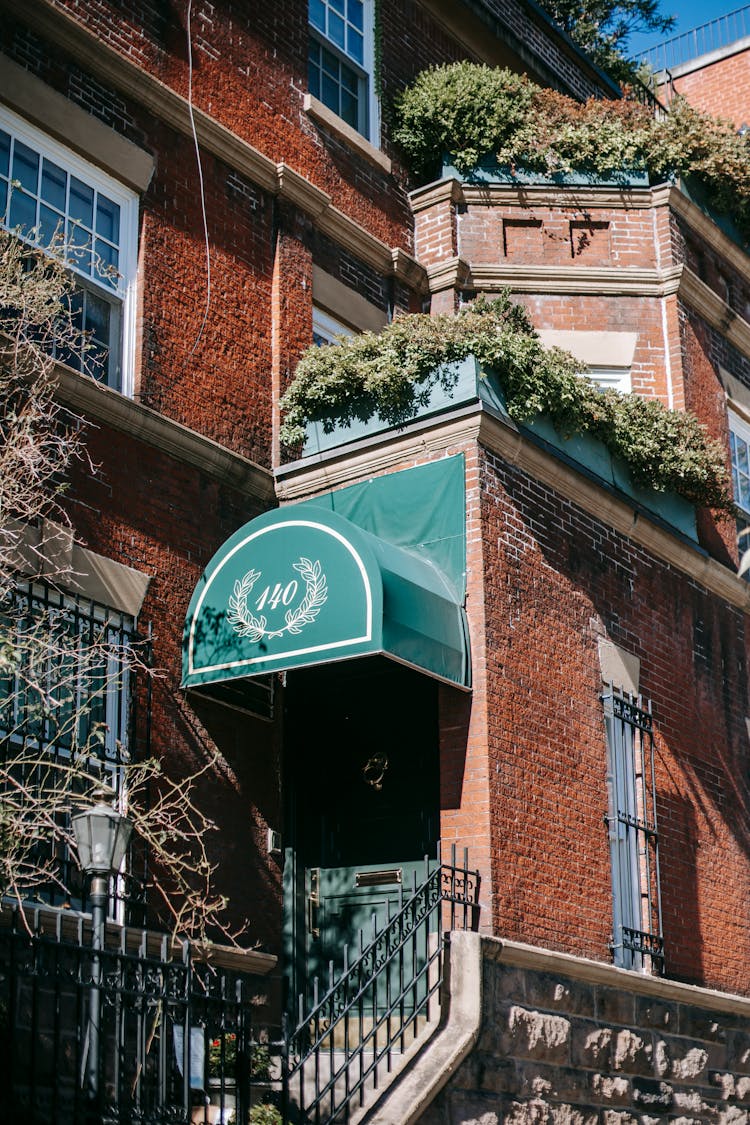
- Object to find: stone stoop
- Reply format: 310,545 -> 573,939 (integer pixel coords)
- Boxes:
357,932 -> 483,1124
284,1014 -> 441,1124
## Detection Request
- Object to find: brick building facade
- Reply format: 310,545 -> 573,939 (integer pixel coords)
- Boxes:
3,0 -> 750,1122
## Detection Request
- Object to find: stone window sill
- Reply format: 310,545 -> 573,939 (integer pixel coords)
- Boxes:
303,94 -> 392,174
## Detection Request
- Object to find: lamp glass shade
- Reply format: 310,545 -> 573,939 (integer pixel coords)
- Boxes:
72,802 -> 134,875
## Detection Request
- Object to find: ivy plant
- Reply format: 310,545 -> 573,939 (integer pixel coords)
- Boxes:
279,295 -> 732,512
392,63 -> 750,240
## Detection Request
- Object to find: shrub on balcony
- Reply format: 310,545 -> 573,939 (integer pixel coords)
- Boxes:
392,63 -> 750,239
279,295 -> 732,512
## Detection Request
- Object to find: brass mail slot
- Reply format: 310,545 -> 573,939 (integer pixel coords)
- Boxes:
355,868 -> 402,888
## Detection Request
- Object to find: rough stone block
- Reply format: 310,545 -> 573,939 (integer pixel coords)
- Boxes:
611,1029 -> 654,1075
727,1033 -> 750,1076
632,1078 -> 674,1110
571,1022 -> 613,1068
525,973 -> 595,1017
678,1008 -> 728,1045
591,1073 -> 631,1104
597,988 -> 636,1027
505,1006 -> 572,1063
497,965 -> 530,1004
671,1047 -> 710,1082
516,1062 -> 589,1102
635,997 -> 679,1031
503,1097 -> 598,1125
445,1090 -> 502,1125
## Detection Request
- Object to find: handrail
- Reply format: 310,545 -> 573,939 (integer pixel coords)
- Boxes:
638,5 -> 750,73
282,847 -> 480,1124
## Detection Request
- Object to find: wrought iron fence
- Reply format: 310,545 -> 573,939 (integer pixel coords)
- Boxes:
282,847 -> 480,1124
0,903 -> 280,1124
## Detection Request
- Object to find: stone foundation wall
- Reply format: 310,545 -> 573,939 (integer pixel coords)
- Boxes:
418,939 -> 750,1125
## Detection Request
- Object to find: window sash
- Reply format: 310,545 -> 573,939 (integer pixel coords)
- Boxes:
0,105 -> 138,394
603,687 -> 664,972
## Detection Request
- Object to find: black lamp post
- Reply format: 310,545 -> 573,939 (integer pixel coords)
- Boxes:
72,792 -> 133,1119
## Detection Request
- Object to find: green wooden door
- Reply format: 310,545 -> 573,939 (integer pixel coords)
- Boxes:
284,658 -> 439,1011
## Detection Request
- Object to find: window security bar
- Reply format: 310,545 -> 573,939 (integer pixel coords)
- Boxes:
603,685 -> 664,974
0,580 -> 151,923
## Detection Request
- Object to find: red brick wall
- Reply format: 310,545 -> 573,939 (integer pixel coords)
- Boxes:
478,443 -> 750,994
663,47 -> 750,128
65,421 -> 283,948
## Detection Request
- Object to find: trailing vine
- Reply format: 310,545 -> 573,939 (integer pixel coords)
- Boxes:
279,295 -> 732,512
392,63 -> 750,241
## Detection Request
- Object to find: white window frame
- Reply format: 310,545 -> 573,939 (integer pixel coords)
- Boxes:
0,105 -> 139,396
729,407 -> 750,520
586,365 -> 632,394
313,305 -> 355,346
308,0 -> 378,144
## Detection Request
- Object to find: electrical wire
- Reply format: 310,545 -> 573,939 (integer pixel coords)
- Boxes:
186,0 -> 212,354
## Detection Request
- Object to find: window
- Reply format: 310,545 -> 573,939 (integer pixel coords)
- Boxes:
729,410 -> 750,575
0,581 -> 144,917
0,106 -> 138,393
308,0 -> 376,140
586,366 -> 632,394
313,305 -> 355,346
603,686 -> 664,972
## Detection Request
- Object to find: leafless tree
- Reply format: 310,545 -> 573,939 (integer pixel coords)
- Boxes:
0,227 -> 237,946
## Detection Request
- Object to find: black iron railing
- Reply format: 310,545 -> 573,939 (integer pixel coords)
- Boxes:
0,903 -> 279,1124
282,848 -> 480,1124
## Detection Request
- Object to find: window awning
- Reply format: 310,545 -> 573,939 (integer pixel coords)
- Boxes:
182,506 -> 470,691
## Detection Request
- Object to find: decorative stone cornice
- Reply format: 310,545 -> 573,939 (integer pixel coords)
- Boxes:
426,256 -> 473,293
468,263 -> 684,297
409,177 -> 466,214
460,183 -> 657,209
55,365 -> 274,503
276,404 -> 750,612
0,0 -> 426,290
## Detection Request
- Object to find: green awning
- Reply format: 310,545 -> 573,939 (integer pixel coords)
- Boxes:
182,506 -> 470,690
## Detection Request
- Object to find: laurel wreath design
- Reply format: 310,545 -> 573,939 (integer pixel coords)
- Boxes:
226,558 -> 327,642
226,568 -> 266,642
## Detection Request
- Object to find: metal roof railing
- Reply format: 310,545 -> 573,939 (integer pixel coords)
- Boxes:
639,4 -> 750,73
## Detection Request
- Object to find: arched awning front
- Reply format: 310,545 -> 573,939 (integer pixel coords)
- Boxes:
182,506 -> 470,691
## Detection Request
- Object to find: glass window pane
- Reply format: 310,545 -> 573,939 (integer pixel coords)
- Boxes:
740,475 -> 750,512
348,0 -> 363,31
329,0 -> 345,14
322,72 -> 340,113
0,130 -> 10,178
96,194 -> 120,243
41,159 -> 67,212
12,140 -> 39,193
0,180 -> 8,224
309,0 -> 325,32
39,203 -> 64,247
328,10 -> 345,48
95,238 -> 119,288
736,439 -> 749,476
69,177 -> 94,228
347,27 -> 364,64
69,222 -> 92,274
8,188 -> 36,235
340,89 -> 358,129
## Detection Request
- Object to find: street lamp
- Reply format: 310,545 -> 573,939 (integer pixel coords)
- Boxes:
72,790 -> 133,1119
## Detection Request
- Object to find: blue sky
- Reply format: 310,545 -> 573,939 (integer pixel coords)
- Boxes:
627,0 -> 743,58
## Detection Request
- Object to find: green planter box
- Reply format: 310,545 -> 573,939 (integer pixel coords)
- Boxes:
302,356 -> 697,541
440,157 -> 650,188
